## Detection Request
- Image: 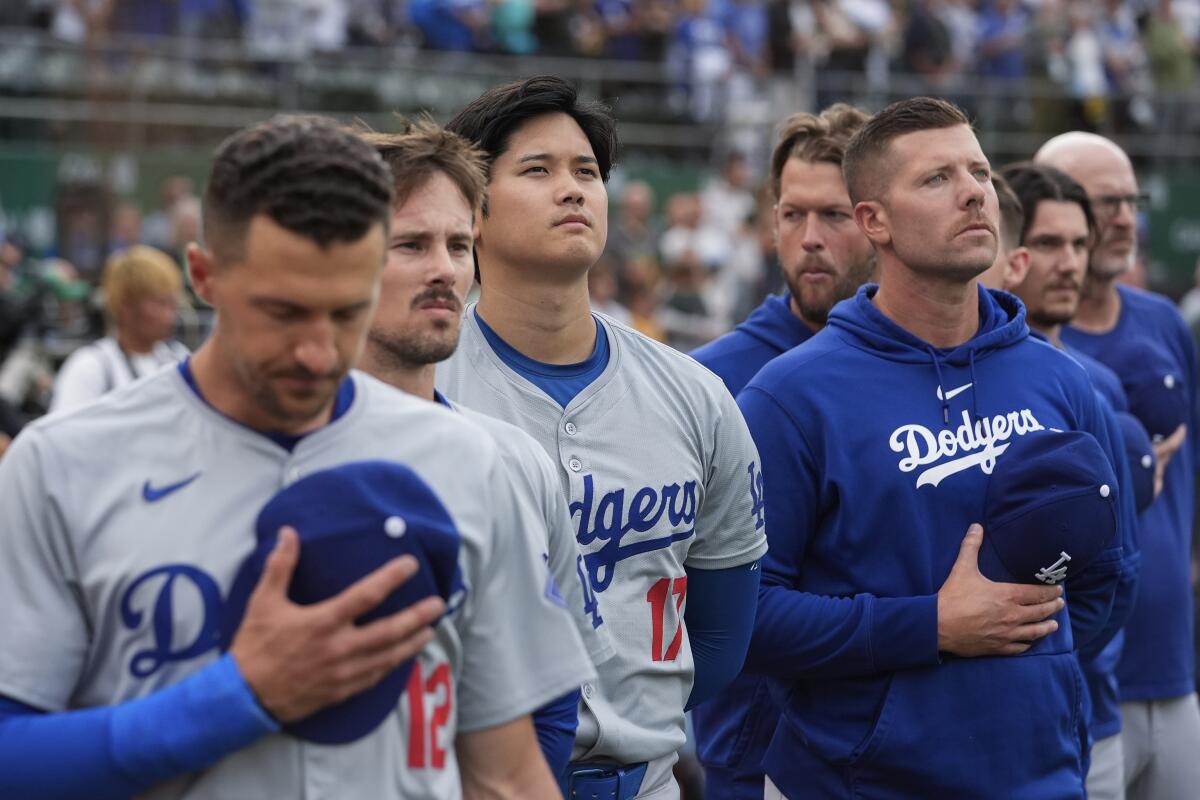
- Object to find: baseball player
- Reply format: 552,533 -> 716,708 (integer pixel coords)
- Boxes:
1038,132 -> 1200,799
688,103 -> 875,800
0,115 -> 591,799
354,118 -> 615,774
984,161 -> 1150,798
438,76 -> 768,799
740,97 -> 1131,798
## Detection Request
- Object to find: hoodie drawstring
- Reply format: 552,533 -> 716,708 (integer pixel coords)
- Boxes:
927,346 -> 951,426
968,348 -> 980,420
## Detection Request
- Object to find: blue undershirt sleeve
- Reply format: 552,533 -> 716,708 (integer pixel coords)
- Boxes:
684,562 -> 760,710
531,688 -> 580,778
0,654 -> 278,799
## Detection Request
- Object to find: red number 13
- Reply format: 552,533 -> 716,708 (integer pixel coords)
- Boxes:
647,576 -> 688,661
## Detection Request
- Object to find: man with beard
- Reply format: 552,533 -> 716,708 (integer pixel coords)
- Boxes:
1038,132 -> 1200,800
688,103 -> 875,800
691,104 -> 876,394
739,97 -> 1130,798
355,118 -> 614,777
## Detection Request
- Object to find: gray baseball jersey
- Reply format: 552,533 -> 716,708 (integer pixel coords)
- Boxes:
437,307 -> 768,798
451,400 -> 616,667
0,367 -> 593,800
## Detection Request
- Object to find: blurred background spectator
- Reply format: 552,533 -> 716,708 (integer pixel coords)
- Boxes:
49,244 -> 188,413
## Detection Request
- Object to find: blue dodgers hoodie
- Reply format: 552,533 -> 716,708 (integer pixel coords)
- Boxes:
690,292 -> 815,397
1062,285 -> 1200,703
739,285 -> 1130,799
689,292 -> 815,800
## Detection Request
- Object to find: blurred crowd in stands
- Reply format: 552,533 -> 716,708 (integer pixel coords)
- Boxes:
0,0 -> 1194,131
4,1 -> 1200,121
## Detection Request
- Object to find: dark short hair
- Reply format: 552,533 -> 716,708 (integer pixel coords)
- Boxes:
359,116 -> 488,213
999,162 -> 1095,246
203,115 -> 393,262
770,104 -> 870,200
843,97 -> 972,205
446,75 -> 618,190
992,174 -> 1024,252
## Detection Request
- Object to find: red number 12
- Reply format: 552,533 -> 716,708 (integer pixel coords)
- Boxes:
647,576 -> 688,661
406,662 -> 453,768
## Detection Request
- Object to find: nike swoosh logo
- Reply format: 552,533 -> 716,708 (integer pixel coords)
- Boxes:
936,382 -> 973,402
142,473 -> 201,502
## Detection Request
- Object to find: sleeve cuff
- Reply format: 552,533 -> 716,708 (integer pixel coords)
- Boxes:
218,653 -> 282,736
869,594 -> 940,672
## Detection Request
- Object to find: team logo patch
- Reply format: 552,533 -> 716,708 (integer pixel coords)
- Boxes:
1035,551 -> 1072,585
748,461 -> 765,530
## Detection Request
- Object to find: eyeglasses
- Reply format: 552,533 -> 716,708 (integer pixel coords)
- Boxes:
1091,193 -> 1150,216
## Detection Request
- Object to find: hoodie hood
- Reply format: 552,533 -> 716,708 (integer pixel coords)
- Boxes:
828,284 -> 1030,424
733,292 -> 815,354
828,283 -> 1028,365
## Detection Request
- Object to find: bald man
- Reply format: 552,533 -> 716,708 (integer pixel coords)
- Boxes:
1038,132 -> 1200,800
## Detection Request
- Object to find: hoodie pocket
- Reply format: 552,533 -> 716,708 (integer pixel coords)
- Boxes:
849,654 -> 1084,796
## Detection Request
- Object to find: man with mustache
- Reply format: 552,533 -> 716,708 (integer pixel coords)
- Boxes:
688,102 -> 875,800
438,76 -> 768,800
739,97 -> 1131,798
355,118 -> 615,778
1038,132 -> 1200,800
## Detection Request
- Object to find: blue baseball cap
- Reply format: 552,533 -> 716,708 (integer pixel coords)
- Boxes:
980,430 -> 1118,586
1113,344 -> 1189,442
220,460 -> 462,745
1114,410 -> 1156,513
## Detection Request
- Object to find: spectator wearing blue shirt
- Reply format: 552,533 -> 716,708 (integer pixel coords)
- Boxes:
976,0 -> 1028,80
409,0 -> 487,51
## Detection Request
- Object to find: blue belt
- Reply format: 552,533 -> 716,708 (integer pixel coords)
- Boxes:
561,761 -> 648,800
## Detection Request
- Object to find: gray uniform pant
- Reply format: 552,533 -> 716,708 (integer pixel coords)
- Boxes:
1122,694 -> 1200,800
1086,732 -> 1125,800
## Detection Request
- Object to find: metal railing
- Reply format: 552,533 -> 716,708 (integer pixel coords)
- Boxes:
2,26 -> 1199,166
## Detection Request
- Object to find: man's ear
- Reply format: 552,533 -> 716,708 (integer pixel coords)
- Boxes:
186,243 -> 218,307
853,200 -> 892,248
1003,246 -> 1031,291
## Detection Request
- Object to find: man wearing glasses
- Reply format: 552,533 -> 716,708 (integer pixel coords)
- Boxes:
1038,132 -> 1200,800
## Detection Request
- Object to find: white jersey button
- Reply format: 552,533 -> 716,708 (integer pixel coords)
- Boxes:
565,422 -> 578,435
582,683 -> 594,699
568,458 -> 583,472
288,467 -> 302,482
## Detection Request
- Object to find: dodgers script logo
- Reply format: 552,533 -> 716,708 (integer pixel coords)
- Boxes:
121,565 -> 223,678
889,393 -> 1046,488
571,473 -> 699,595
